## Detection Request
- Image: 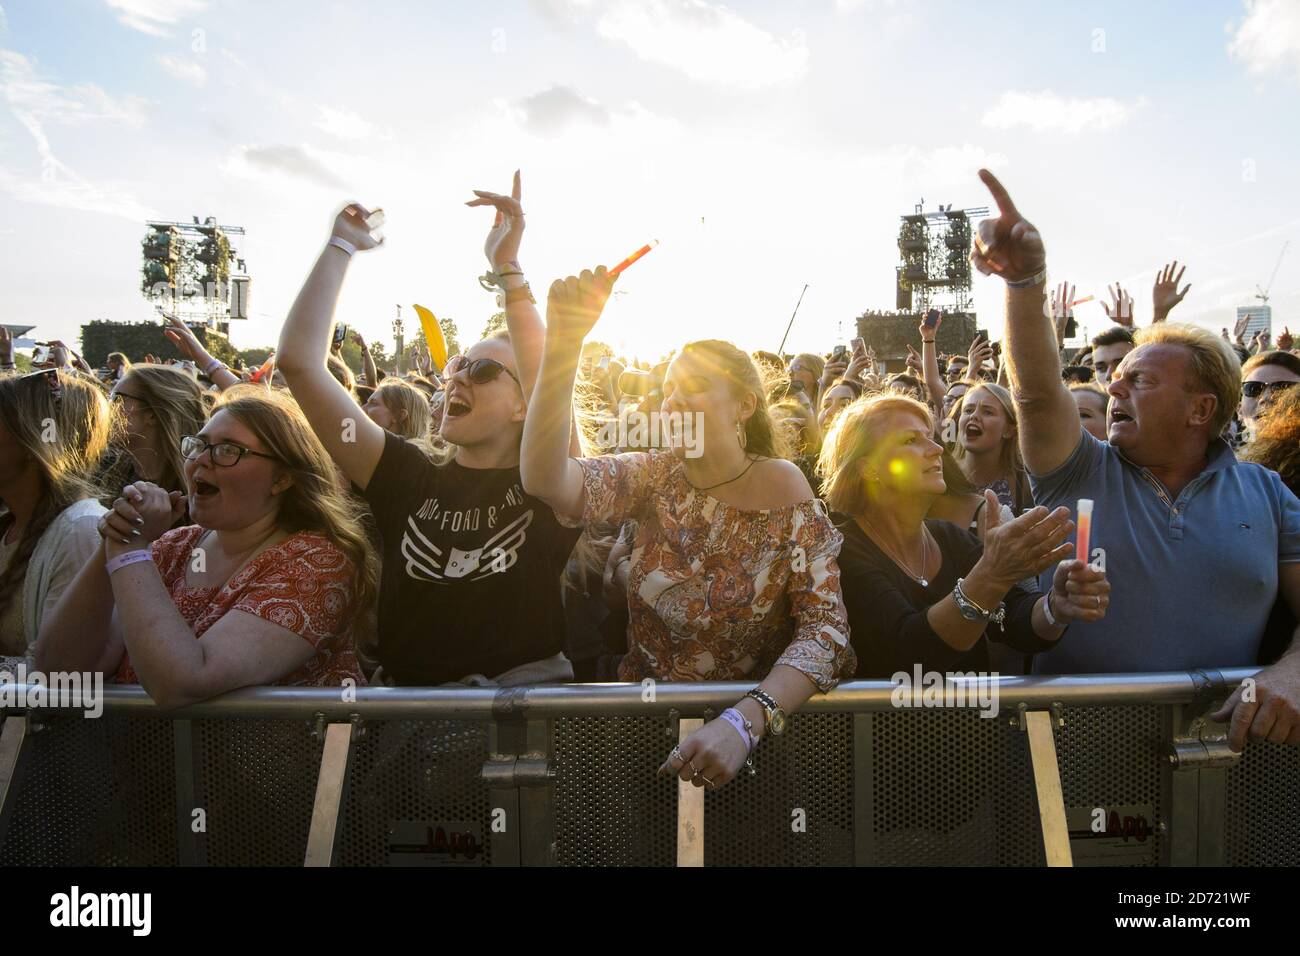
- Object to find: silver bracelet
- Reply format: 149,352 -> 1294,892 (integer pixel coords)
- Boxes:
953,577 -> 1007,630
327,236 -> 356,257
1006,267 -> 1047,289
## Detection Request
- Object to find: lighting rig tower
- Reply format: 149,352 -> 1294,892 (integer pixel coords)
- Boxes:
895,200 -> 988,315
141,216 -> 249,333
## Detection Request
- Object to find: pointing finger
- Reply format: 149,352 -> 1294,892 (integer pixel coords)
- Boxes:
977,168 -> 1019,219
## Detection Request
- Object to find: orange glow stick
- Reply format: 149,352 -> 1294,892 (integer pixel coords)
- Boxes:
609,239 -> 659,277
1076,498 -> 1094,567
251,352 -> 275,383
1068,295 -> 1094,307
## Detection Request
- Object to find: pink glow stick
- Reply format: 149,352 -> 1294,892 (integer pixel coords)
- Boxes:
1076,498 -> 1094,567
609,240 -> 659,277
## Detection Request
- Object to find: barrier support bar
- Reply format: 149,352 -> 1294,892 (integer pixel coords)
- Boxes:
0,715 -> 30,849
1024,710 -> 1073,867
304,722 -> 354,867
676,718 -> 704,867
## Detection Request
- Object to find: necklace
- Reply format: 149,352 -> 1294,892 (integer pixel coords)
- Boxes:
692,456 -> 760,493
857,514 -> 933,587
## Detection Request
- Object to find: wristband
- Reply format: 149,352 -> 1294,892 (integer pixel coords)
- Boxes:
327,236 -> 356,257
203,357 -> 225,376
106,549 -> 153,575
1042,588 -> 1062,628
1006,267 -> 1047,289
720,707 -> 757,753
503,282 -> 536,306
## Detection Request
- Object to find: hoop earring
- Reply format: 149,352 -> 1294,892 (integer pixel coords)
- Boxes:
736,418 -> 748,451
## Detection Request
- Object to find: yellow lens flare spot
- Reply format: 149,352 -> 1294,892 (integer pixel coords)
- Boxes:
888,458 -> 907,477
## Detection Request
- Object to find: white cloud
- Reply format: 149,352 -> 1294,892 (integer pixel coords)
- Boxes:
1228,0 -> 1300,81
981,90 -> 1142,134
225,144 -> 351,190
551,0 -> 807,90
511,85 -> 609,136
104,0 -> 208,36
0,50 -> 152,219
156,53 -> 206,87
314,105 -> 373,141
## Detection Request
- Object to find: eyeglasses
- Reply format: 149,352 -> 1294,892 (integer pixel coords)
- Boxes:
444,355 -> 522,389
110,390 -> 149,405
181,435 -> 278,467
1242,380 -> 1296,400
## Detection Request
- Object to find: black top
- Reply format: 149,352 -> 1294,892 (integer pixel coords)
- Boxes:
363,432 -> 582,685
835,516 -> 1057,677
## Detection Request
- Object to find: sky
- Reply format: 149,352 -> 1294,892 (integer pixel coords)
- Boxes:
1,0 -> 1298,360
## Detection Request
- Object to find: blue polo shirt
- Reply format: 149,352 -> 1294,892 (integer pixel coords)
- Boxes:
1028,430 -> 1300,674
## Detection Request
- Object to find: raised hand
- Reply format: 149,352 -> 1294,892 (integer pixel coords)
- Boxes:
331,203 -> 384,253
844,350 -> 872,383
546,267 -> 616,342
100,482 -> 185,550
466,169 -> 524,268
904,343 -> 923,377
161,312 -> 204,362
1101,282 -> 1135,327
1151,261 -> 1190,322
1050,280 -> 1076,346
966,337 -> 994,380
978,492 -> 1075,587
971,169 -> 1045,284
351,329 -> 367,348
1233,312 -> 1251,344
1279,327 -> 1294,352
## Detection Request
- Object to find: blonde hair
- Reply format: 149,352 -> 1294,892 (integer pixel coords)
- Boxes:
115,365 -> 213,492
817,393 -> 933,516
374,378 -> 432,444
679,340 -> 790,460
212,386 -> 378,612
1134,323 -> 1241,437
952,381 -> 1024,479
791,352 -> 825,383
0,371 -> 112,617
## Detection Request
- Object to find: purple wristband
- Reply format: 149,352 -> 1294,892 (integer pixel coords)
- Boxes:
720,707 -> 756,753
203,357 -> 224,376
105,549 -> 152,575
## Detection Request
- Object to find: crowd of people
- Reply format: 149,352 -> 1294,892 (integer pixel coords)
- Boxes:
2,168 -> 1298,791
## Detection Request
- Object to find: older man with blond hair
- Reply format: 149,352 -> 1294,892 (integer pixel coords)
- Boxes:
971,168 -> 1300,752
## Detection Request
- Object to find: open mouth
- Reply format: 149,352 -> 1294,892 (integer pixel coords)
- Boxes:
964,423 -> 983,439
1111,410 -> 1134,424
193,478 -> 219,497
444,392 -> 473,419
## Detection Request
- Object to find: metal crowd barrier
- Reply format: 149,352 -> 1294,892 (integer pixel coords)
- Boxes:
1,669 -> 1296,867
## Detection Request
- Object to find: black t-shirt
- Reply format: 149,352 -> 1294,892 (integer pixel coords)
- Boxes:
835,516 -> 1053,678
363,432 -> 582,684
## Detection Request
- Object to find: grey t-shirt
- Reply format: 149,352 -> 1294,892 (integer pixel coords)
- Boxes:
1029,431 -> 1300,674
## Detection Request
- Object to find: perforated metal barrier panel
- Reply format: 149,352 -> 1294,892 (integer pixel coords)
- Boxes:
1,689 -> 1297,867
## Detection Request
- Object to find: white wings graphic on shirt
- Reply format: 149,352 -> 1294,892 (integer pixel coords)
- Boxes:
400,510 -> 534,584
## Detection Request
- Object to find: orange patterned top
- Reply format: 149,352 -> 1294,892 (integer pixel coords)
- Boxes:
114,525 -> 363,687
566,451 -> 855,690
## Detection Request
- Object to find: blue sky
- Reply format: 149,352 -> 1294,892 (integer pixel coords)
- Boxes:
1,0 -> 1298,358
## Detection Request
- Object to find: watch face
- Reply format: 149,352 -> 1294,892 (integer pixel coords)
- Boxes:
771,710 -> 787,736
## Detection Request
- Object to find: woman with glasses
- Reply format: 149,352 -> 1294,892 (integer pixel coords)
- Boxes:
0,369 -> 111,663
100,364 -> 211,523
37,386 -> 373,706
1240,350 -> 1300,440
523,269 -> 856,792
274,184 -> 582,687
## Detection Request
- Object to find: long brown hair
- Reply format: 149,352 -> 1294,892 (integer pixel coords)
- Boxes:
0,371 -> 112,618
112,364 -> 213,492
212,386 -> 378,612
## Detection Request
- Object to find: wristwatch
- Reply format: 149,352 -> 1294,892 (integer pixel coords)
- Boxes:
953,577 -> 1007,630
744,688 -> 787,737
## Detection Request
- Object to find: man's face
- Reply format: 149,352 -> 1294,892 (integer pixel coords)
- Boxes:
1092,341 -> 1134,387
945,359 -> 968,384
1106,344 -> 1212,461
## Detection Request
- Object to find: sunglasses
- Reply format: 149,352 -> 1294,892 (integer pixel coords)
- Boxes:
1242,380 -> 1296,400
181,435 -> 278,468
444,355 -> 522,389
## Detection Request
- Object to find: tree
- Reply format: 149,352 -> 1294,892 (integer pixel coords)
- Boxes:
368,340 -> 388,371
482,311 -> 508,338
404,316 -> 461,369
238,346 -> 274,369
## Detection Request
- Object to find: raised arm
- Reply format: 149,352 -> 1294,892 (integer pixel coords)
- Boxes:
161,313 -> 241,390
276,204 -> 387,490
918,315 -> 946,407
352,329 -> 377,386
1151,260 -> 1190,324
971,169 -> 1080,476
520,268 -> 616,523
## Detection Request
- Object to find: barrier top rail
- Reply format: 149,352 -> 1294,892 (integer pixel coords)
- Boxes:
0,669 -> 1256,721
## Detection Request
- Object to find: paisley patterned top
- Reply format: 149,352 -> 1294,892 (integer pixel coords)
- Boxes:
114,526 -> 363,687
566,451 -> 855,691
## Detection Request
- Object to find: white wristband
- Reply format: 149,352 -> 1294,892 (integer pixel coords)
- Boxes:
327,236 -> 356,257
106,549 -> 153,575
1042,589 -> 1062,628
